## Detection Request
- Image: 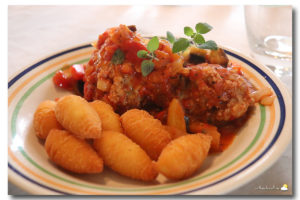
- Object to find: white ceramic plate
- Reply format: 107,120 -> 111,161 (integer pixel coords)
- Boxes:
8,44 -> 292,195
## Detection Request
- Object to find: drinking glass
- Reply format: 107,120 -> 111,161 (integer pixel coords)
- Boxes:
244,5 -> 292,79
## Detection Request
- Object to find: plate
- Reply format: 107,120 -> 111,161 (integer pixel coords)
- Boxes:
8,44 -> 292,195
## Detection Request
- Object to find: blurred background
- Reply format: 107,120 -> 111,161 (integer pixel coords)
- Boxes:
8,5 -> 292,195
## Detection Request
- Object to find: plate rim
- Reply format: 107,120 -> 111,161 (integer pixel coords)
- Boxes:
8,43 -> 292,195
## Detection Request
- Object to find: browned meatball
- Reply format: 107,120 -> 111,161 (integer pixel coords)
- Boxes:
179,63 -> 255,122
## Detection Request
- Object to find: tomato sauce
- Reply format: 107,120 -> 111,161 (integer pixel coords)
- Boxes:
218,129 -> 237,151
216,106 -> 254,152
187,106 -> 254,153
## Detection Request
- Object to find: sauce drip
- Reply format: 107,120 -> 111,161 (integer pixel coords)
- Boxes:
218,128 -> 237,151
187,106 -> 254,154
216,106 -> 254,152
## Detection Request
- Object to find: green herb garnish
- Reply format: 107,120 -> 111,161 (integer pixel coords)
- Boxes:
167,22 -> 218,53
111,49 -> 125,65
137,36 -> 159,77
184,26 -> 194,36
147,36 -> 159,53
198,40 -> 218,50
141,60 -> 155,77
195,22 -> 212,34
166,31 -> 175,44
172,38 -> 190,53
137,50 -> 148,59
193,34 -> 205,44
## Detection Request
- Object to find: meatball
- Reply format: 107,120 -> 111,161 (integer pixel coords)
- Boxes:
179,63 -> 255,123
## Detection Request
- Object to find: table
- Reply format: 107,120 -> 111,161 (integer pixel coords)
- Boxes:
8,5 -> 292,195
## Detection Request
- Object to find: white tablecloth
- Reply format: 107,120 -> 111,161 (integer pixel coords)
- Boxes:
8,5 -> 292,195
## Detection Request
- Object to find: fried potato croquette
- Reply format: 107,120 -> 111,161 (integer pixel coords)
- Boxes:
34,100 -> 62,139
90,100 -> 123,133
120,109 -> 172,160
55,95 -> 102,138
156,134 -> 212,180
93,131 -> 158,181
45,129 -> 103,174
164,125 -> 187,140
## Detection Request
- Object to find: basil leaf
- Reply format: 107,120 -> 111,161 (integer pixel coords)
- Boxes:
147,36 -> 159,53
111,49 -> 125,65
172,38 -> 190,53
193,34 -> 205,44
195,23 -> 213,34
184,26 -> 194,36
137,50 -> 148,58
167,31 -> 175,44
198,40 -> 218,50
141,60 -> 154,77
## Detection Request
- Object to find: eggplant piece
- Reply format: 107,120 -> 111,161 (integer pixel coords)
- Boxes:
189,53 -> 206,64
127,25 -> 137,32
207,48 -> 229,67
184,46 -> 208,65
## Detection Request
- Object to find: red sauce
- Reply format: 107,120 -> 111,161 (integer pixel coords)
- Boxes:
187,106 -> 254,153
218,128 -> 237,151
216,106 -> 254,152
121,39 -> 147,64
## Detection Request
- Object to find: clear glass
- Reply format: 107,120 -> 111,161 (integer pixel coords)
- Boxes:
244,5 -> 292,81
244,5 -> 292,60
